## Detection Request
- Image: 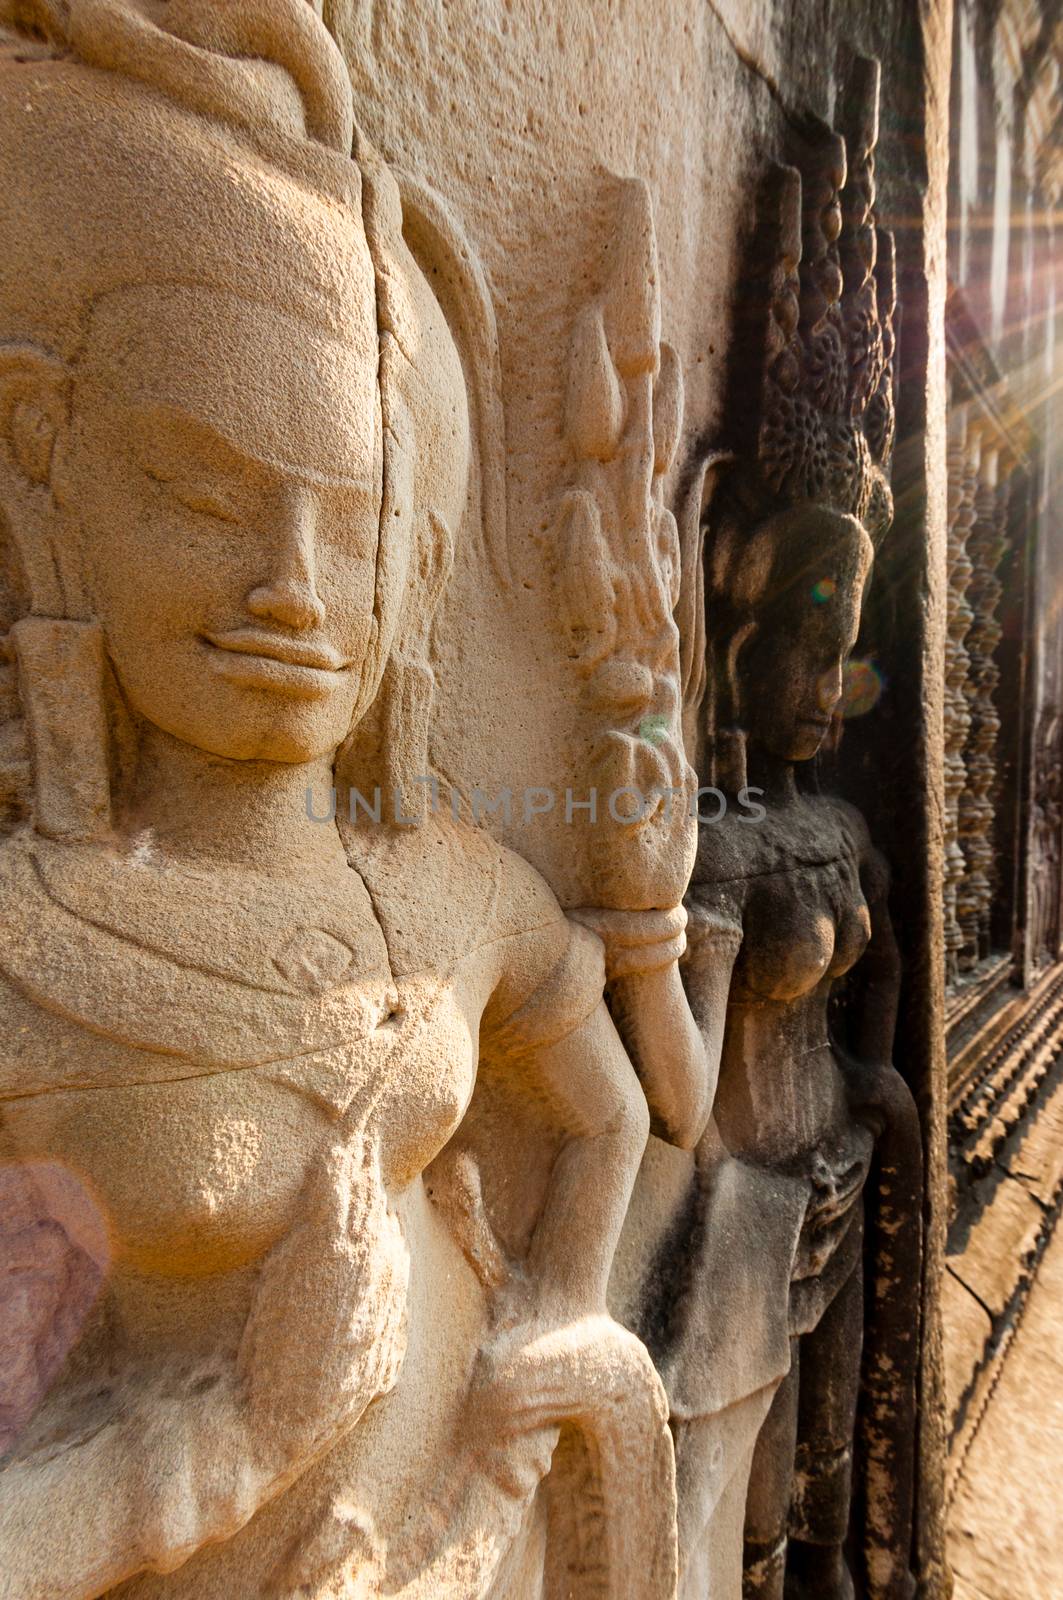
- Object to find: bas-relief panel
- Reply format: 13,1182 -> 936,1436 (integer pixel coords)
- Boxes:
0,5 -> 925,1599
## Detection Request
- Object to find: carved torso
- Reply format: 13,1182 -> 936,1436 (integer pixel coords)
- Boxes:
686,793 -> 875,1290
0,816 -> 587,1349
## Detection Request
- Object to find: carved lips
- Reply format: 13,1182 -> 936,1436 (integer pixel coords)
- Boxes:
201,628 -> 352,697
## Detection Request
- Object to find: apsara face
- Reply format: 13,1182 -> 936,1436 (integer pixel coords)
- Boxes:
55,280 -> 389,765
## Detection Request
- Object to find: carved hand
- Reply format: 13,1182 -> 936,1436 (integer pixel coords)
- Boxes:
0,1134 -> 408,1598
572,904 -> 742,1149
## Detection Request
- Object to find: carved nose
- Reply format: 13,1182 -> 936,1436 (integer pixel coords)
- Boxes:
246,576 -> 326,631
817,662 -> 844,712
246,488 -> 326,631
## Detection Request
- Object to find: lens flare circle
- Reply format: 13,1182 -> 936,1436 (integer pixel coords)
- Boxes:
839,657 -> 884,718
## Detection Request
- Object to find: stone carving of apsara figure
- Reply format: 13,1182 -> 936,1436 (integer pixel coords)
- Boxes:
593,61 -> 923,1600
0,4 -> 674,1596
678,68 -> 923,1600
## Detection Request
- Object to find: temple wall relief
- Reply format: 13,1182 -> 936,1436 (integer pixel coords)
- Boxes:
0,3 -> 954,1599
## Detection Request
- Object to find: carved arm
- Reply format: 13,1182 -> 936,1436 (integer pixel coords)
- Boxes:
832,851 -> 924,1600
507,996 -> 652,1324
832,847 -> 911,1135
570,904 -> 742,1150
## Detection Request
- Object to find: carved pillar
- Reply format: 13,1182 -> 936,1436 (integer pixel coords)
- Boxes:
955,430 -> 983,970
1029,705 -> 1063,970
958,442 -> 1010,968
985,459 -> 1016,956
943,401 -> 978,987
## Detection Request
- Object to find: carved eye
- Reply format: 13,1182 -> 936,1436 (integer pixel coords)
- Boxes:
143,466 -> 240,524
169,487 -> 241,523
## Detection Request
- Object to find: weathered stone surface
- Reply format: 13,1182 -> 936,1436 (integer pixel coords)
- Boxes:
0,0 -> 1000,1597
941,1268 -> 992,1422
949,1178 -> 1045,1320
948,1220 -> 1063,1600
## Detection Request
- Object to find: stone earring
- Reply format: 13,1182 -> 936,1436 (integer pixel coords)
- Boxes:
377,651 -> 434,816
11,616 -> 112,841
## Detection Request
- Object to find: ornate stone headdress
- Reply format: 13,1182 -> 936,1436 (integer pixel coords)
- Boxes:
739,55 -> 897,537
679,56 -> 897,782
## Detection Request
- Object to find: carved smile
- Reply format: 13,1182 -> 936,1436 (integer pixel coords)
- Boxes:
200,630 -> 352,697
203,628 -> 348,671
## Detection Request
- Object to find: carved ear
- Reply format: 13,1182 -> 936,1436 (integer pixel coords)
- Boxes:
653,343 -> 684,478
676,450 -> 734,743
0,346 -> 75,617
0,346 -> 68,488
394,167 -> 508,589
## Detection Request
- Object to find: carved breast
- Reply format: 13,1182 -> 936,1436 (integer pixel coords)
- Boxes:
0,834 -> 483,1276
730,850 -> 871,1004
690,804 -> 874,1171
0,979 -> 479,1277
